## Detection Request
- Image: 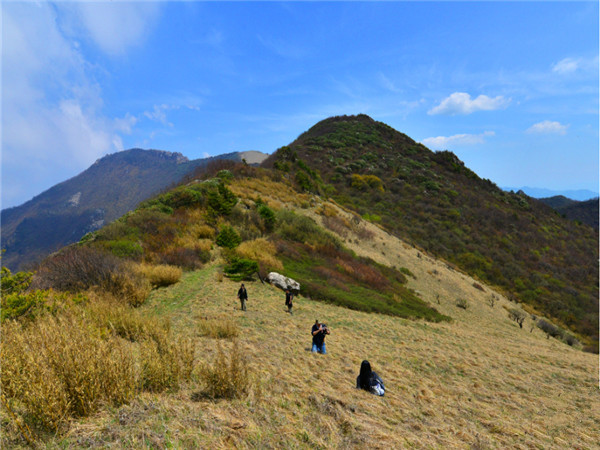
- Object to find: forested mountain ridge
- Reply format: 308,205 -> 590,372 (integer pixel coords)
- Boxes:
1,149 -> 267,271
263,114 -> 599,349
539,195 -> 599,230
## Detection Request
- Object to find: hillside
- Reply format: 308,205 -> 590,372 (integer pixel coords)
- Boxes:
263,114 -> 599,350
0,149 -> 267,271
2,168 -> 598,448
539,196 -> 599,230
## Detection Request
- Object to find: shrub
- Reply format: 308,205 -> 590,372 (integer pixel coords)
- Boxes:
216,225 -> 242,249
1,289 -> 85,322
207,183 -> 238,216
158,247 -> 210,271
103,239 -> 143,259
258,204 -> 276,232
399,267 -> 416,279
455,298 -> 469,309
473,282 -> 485,292
322,215 -> 349,237
224,257 -> 258,281
537,319 -> 562,339
32,246 -> 150,307
197,343 -> 250,399
508,308 -> 526,328
276,209 -> 341,248
235,238 -> 283,273
132,263 -> 182,288
198,317 -> 239,339
0,266 -> 33,295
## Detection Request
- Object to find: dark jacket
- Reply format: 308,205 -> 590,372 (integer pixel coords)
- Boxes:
356,360 -> 385,396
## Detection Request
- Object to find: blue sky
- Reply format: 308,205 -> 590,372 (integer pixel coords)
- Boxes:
2,1 -> 598,208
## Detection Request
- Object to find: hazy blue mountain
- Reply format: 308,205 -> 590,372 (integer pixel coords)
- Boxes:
502,186 -> 598,201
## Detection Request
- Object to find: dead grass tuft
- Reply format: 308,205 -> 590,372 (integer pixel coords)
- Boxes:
198,317 -> 239,339
197,343 -> 251,399
139,332 -> 195,392
132,262 -> 182,288
1,310 -> 136,431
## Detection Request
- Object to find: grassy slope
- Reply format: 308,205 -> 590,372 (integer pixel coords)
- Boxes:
51,197 -> 599,449
264,115 -> 599,348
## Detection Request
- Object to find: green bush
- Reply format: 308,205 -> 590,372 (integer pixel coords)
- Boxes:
103,240 -> 143,259
224,257 -> 258,281
216,225 -> 242,249
258,204 -> 276,232
275,209 -> 341,248
207,183 -> 238,216
1,266 -> 32,295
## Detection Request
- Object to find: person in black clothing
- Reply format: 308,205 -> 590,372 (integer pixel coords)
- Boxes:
311,320 -> 330,354
285,288 -> 294,314
356,360 -> 385,396
237,283 -> 248,311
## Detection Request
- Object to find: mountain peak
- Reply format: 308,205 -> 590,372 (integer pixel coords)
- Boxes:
92,148 -> 189,167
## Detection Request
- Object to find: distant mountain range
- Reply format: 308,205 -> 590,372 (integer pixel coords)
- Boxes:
502,186 -> 598,201
538,196 -> 599,230
1,149 -> 268,271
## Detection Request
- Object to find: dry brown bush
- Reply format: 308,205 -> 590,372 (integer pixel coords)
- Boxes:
318,204 -> 338,217
32,246 -> 150,307
198,317 -> 239,339
355,225 -> 375,241
322,215 -> 350,237
132,263 -> 182,288
158,246 -> 209,270
197,343 -> 251,399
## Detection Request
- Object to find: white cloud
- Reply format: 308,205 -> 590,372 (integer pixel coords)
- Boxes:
143,104 -> 178,126
1,3 -> 159,208
421,131 -> 495,149
59,2 -> 161,56
526,120 -> 569,135
552,58 -> 580,75
551,55 -> 599,76
428,92 -> 511,115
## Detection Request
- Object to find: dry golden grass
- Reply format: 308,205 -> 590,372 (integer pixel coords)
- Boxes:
131,262 -> 182,288
198,316 -> 240,339
196,342 -> 251,399
235,238 -> 284,272
228,177 -> 311,209
1,309 -> 136,431
3,196 -> 599,449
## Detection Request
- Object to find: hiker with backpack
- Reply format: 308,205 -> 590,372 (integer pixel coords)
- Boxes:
237,283 -> 248,311
356,360 -> 385,396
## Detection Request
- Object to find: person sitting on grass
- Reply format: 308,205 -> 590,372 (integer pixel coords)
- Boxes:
311,320 -> 330,354
356,360 -> 385,396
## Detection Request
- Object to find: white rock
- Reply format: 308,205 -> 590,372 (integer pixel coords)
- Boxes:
266,272 -> 300,293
